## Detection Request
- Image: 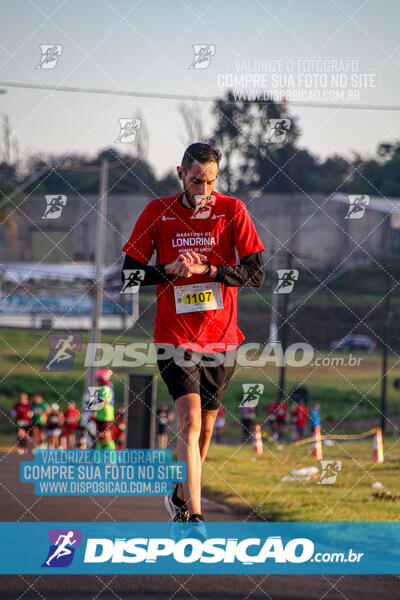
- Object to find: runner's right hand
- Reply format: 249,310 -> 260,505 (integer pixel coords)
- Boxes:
165,252 -> 207,277
165,256 -> 192,277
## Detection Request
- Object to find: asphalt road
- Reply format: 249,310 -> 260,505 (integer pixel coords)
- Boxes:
0,452 -> 397,600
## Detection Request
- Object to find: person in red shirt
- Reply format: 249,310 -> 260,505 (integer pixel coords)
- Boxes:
112,408 -> 126,449
12,393 -> 32,454
295,398 -> 308,440
122,143 -> 265,532
214,405 -> 226,444
61,401 -> 81,449
275,399 -> 287,441
266,400 -> 278,440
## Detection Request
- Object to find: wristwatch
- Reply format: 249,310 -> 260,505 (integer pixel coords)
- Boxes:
203,262 -> 212,276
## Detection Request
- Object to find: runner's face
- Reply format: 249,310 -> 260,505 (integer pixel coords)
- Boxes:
177,161 -> 218,207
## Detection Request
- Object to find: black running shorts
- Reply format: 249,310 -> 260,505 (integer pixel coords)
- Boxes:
157,348 -> 237,411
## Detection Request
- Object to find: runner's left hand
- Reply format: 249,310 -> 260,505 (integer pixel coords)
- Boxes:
187,262 -> 210,275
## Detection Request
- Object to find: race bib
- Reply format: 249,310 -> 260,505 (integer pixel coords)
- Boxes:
17,419 -> 28,427
174,282 -> 223,314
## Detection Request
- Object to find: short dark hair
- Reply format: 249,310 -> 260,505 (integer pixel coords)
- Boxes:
181,142 -> 222,171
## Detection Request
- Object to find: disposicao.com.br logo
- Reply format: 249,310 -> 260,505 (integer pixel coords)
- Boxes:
0,522 -> 395,575
84,535 -> 316,565
84,341 -> 315,368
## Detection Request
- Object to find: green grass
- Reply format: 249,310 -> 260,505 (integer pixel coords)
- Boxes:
202,439 -> 400,522
237,290 -> 400,308
141,288 -> 400,308
217,350 -> 400,431
139,263 -> 400,309
0,328 -> 399,434
0,328 -> 171,432
1,433 -> 397,521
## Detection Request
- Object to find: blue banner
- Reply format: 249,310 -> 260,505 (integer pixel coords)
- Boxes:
20,450 -> 186,496
0,522 -> 398,574
0,295 -> 130,315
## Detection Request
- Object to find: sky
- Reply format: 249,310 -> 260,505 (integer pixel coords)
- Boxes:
0,0 -> 399,178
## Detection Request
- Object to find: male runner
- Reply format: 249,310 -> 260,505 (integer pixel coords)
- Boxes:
156,403 -> 173,449
61,400 -> 81,449
12,392 -> 32,454
46,403 -> 64,449
112,407 -> 126,449
94,369 -> 116,449
275,397 -> 288,440
30,394 -> 48,448
122,142 -> 264,529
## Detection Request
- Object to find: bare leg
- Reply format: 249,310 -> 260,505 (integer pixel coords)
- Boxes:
178,409 -> 218,501
68,432 -> 76,449
39,428 -> 46,445
158,433 -> 168,449
32,426 -> 39,448
199,409 -> 218,464
175,393 -> 202,516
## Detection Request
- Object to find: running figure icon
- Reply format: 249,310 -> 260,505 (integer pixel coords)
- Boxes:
275,269 -> 299,294
45,531 -> 77,566
42,195 -> 66,219
121,269 -> 145,293
345,195 -> 369,219
240,383 -> 264,408
45,335 -> 77,370
36,44 -> 62,69
318,460 -> 342,485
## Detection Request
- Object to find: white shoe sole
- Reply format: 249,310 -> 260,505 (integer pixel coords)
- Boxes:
164,494 -> 176,521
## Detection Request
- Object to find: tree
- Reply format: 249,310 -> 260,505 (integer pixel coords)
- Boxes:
0,171 -> 18,247
209,91 -> 248,194
209,92 -> 315,194
179,103 -> 205,146
348,142 -> 400,197
0,114 -> 21,248
314,155 -> 350,194
24,148 -> 161,196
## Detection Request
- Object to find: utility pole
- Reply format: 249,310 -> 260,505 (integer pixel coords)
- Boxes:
380,216 -> 391,432
278,251 -> 293,401
269,248 -> 279,344
0,164 -> 54,211
82,158 -> 109,423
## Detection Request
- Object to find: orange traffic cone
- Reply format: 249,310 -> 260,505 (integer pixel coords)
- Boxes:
311,426 -> 323,459
253,424 -> 263,455
372,427 -> 384,463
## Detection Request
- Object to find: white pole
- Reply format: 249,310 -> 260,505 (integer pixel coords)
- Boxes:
81,158 -> 109,428
269,248 -> 279,343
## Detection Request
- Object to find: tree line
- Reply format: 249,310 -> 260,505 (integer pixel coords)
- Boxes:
1,92 -> 400,203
